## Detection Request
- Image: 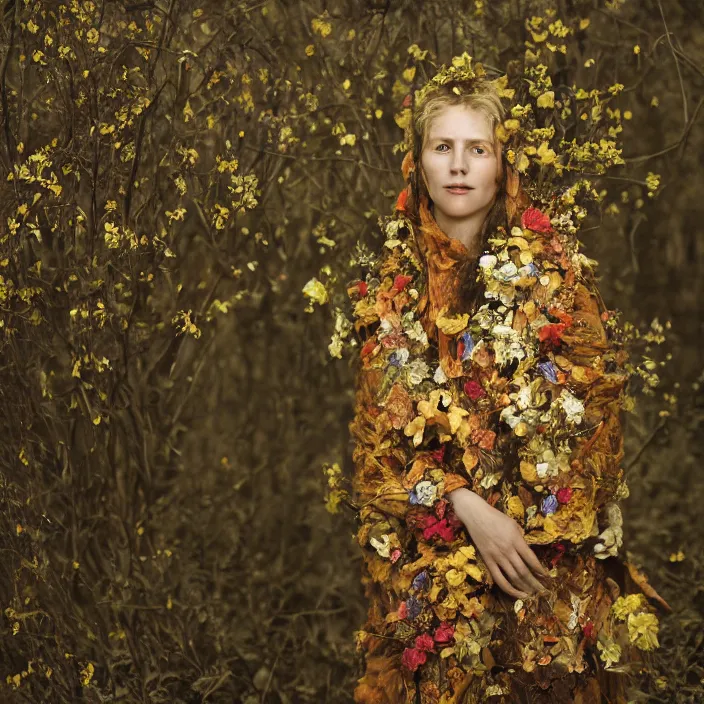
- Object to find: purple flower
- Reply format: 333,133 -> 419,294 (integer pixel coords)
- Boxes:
412,571 -> 429,592
389,351 -> 402,367
405,596 -> 422,620
538,360 -> 558,384
541,494 -> 559,516
459,331 -> 475,361
408,490 -> 419,505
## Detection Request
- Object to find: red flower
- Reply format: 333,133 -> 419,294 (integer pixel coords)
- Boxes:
582,621 -> 595,640
414,633 -> 435,652
357,281 -> 368,296
397,601 -> 408,619
463,380 -> 486,400
360,339 -> 377,357
433,622 -> 455,644
430,445 -> 447,463
420,515 -> 456,542
392,274 -> 413,292
556,487 -> 573,504
538,322 -> 567,348
402,94 -> 412,108
521,207 -> 552,233
549,542 -> 566,568
395,186 -> 409,212
547,307 -> 574,326
401,647 -> 427,672
434,498 -> 449,520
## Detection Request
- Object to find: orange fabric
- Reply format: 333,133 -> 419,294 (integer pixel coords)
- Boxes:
415,195 -> 473,379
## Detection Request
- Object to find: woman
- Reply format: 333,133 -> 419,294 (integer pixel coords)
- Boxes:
348,56 -> 663,703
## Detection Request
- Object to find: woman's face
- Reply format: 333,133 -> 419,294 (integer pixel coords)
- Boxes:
420,104 -> 502,225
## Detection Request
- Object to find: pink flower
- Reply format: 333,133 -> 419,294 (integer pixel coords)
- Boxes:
390,548 -> 402,563
397,601 -> 408,619
463,380 -> 486,400
401,647 -> 427,672
556,487 -> 573,504
414,633 -> 435,652
433,622 -> 455,644
521,207 -> 552,233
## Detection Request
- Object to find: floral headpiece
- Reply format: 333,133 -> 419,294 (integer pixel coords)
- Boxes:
394,49 -> 629,228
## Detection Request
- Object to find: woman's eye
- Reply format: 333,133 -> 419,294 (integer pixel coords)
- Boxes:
436,144 -> 449,152
474,147 -> 486,155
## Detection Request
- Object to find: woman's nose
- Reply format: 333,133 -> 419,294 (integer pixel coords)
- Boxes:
450,155 -> 468,174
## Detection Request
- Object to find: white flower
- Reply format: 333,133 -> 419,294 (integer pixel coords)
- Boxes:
379,318 -> 394,334
433,364 -> 448,385
414,481 -> 438,507
594,502 -> 624,559
369,534 -> 391,558
479,254 -> 497,269
500,404 -> 521,428
493,339 -> 526,367
405,359 -> 430,386
493,261 -> 519,282
393,347 -> 410,366
557,390 -> 585,424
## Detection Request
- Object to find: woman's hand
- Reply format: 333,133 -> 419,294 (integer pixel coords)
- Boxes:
447,487 -> 550,599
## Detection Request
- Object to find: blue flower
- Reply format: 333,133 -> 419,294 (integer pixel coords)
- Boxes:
408,490 -> 419,505
389,351 -> 402,367
405,595 -> 422,619
459,331 -> 475,361
538,360 -> 558,384
541,494 -> 559,516
412,571 -> 429,592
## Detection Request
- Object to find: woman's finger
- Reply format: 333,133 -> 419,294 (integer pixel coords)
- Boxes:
515,538 -> 550,579
507,551 -> 546,595
499,557 -> 535,596
484,557 -> 528,599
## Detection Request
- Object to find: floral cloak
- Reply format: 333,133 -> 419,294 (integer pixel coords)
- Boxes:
348,191 -> 664,704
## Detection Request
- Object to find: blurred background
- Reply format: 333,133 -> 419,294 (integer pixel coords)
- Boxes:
0,0 -> 700,701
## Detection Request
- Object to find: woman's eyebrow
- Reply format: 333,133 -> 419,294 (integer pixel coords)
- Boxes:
428,137 -> 491,144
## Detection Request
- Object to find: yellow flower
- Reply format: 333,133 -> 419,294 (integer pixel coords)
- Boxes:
311,13 -> 332,38
436,307 -> 469,335
301,277 -> 328,305
536,141 -> 556,165
627,612 -> 659,651
596,636 -> 622,667
506,495 -> 525,521
536,91 -> 555,109
611,593 -> 646,621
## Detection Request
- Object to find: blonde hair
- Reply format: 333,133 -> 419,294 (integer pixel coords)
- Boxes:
412,85 -> 506,156
405,77 -> 510,308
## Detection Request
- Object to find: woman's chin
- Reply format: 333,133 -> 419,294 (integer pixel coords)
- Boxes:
435,203 -> 485,220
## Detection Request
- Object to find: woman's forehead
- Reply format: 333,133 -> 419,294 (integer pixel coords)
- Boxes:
426,105 -> 493,141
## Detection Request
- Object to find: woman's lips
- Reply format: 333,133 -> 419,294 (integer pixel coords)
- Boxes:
445,187 -> 473,195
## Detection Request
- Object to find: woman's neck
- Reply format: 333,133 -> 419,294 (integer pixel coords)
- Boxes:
430,203 -> 491,259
